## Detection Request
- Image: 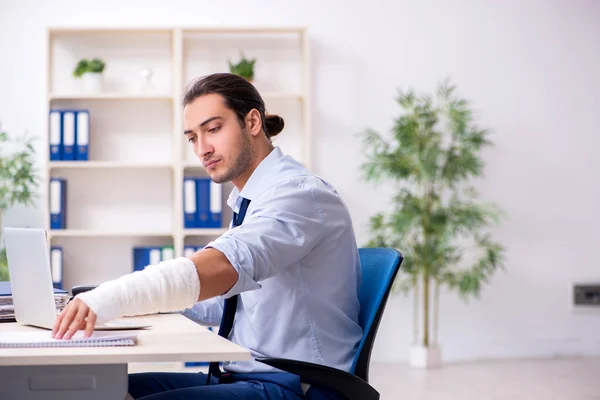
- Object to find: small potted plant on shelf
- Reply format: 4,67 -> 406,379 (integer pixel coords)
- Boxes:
73,58 -> 106,93
228,52 -> 256,82
0,127 -> 41,281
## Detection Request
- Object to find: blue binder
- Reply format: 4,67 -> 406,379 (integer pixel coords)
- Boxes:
196,177 -> 210,228
183,245 -> 206,258
132,246 -> 163,272
61,111 -> 76,161
183,177 -> 197,228
183,246 -> 197,258
49,109 -> 62,161
75,110 -> 89,161
208,180 -> 222,228
50,246 -> 63,290
49,178 -> 67,230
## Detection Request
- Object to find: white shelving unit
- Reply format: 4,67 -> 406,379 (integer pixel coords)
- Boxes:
43,26 -> 311,291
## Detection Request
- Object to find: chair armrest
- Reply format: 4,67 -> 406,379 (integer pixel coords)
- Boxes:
255,357 -> 379,400
71,285 -> 98,297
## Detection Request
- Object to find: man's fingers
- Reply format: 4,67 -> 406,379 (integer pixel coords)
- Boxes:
85,311 -> 97,338
54,301 -> 79,339
52,303 -> 69,337
63,303 -> 89,340
52,298 -> 98,340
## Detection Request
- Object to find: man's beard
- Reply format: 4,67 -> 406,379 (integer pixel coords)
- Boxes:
211,128 -> 255,184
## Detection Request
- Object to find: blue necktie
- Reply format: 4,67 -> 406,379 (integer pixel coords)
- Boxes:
207,197 -> 251,383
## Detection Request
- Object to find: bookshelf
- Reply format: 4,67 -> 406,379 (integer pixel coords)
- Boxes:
43,26 -> 311,292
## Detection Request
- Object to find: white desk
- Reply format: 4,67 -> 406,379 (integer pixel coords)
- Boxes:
0,313 -> 251,400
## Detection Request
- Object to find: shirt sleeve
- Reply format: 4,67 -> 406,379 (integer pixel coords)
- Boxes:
206,177 -> 324,298
181,297 -> 224,326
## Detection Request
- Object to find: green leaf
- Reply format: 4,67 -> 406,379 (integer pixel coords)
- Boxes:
0,131 -> 40,212
228,51 -> 256,80
88,58 -> 105,73
73,58 -> 105,77
0,248 -> 8,281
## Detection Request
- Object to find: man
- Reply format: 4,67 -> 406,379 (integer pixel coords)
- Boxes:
52,72 -> 363,400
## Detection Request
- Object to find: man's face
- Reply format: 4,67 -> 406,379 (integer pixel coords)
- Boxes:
184,93 -> 255,184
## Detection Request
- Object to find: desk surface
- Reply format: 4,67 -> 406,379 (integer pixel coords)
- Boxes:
0,313 -> 251,367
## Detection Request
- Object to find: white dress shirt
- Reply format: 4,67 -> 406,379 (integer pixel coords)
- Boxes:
182,146 -> 363,374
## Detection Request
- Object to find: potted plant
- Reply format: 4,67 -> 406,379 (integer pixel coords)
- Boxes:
0,128 -> 41,281
228,52 -> 256,82
73,57 -> 106,93
360,79 -> 506,368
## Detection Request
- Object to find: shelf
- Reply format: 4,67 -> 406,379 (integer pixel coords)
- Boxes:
49,27 -> 174,36
43,25 -> 310,288
48,26 -> 306,35
182,26 -> 306,34
49,161 -> 173,170
183,229 -> 228,236
49,93 -> 173,101
48,230 -> 174,238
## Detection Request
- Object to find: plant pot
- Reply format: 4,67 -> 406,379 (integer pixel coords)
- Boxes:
82,72 -> 103,93
409,344 -> 442,369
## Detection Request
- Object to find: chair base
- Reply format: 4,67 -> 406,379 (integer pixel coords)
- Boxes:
256,357 -> 379,400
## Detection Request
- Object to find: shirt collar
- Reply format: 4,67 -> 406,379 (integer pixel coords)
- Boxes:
226,146 -> 284,212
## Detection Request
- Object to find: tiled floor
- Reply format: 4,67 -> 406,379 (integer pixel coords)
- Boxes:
129,357 -> 600,400
368,357 -> 600,400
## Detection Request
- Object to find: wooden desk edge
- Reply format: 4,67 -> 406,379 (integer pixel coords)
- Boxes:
0,313 -> 252,367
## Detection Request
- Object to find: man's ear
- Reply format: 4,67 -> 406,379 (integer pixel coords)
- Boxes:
246,109 -> 262,137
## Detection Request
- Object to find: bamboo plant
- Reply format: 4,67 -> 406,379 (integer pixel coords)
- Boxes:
360,79 -> 506,349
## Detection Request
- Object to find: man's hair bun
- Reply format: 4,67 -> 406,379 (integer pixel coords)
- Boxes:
265,114 -> 285,138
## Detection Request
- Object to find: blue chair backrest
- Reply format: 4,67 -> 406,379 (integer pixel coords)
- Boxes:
350,247 -> 403,381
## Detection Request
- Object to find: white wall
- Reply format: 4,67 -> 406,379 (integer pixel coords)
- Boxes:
1,0 -> 599,363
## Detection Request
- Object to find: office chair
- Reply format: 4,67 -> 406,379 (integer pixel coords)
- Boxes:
256,247 -> 404,400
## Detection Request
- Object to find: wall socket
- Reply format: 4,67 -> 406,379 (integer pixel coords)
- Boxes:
573,284 -> 600,306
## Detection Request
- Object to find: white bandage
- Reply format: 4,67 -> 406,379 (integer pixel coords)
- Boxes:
77,257 -> 200,325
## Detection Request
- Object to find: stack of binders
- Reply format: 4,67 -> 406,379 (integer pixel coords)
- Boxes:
0,282 -> 69,323
183,177 -> 223,229
132,246 -> 175,272
49,108 -> 89,161
49,178 -> 67,229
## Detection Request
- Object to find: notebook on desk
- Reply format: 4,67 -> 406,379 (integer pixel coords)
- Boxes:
0,330 -> 137,348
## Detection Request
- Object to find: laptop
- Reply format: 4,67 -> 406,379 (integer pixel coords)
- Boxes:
3,227 -> 151,331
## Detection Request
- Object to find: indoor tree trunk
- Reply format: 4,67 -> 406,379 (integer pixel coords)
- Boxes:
413,273 -> 419,345
433,279 -> 440,346
422,271 -> 429,347
422,181 -> 434,348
